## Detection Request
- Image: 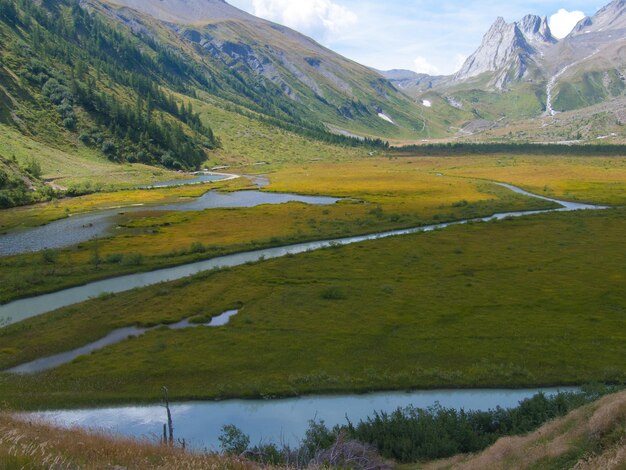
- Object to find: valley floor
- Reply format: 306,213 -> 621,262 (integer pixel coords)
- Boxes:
0,154 -> 624,408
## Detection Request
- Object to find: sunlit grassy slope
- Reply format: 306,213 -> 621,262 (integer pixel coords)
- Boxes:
0,413 -> 251,470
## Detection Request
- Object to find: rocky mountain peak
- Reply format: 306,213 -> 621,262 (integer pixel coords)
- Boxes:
453,14 -> 556,89
518,15 -> 556,44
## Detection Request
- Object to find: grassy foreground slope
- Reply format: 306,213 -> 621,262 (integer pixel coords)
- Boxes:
420,389 -> 626,470
1,390 -> 625,469
0,206 -> 624,408
0,414 -> 251,470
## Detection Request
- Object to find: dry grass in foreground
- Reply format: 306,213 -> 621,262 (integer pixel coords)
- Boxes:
0,413 -> 254,470
420,390 -> 626,470
2,391 -> 626,469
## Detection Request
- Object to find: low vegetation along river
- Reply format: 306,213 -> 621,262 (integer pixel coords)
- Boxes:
0,183 -> 605,326
23,388 -> 577,449
1,181 -> 602,450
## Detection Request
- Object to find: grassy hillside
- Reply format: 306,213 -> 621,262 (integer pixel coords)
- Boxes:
0,413 -> 251,470
421,389 -> 626,469
0,0 -> 391,207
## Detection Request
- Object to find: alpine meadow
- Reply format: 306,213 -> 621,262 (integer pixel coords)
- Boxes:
0,0 -> 624,468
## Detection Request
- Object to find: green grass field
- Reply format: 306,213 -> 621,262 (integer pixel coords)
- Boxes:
0,206 -> 624,409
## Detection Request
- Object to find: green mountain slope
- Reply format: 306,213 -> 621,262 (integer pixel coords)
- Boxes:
0,0 -> 401,206
95,0 -> 433,139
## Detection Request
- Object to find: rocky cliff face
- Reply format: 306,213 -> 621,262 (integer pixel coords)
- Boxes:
453,15 -> 555,89
570,0 -> 626,35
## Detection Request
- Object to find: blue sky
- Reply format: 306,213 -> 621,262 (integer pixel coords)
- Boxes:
227,0 -> 606,74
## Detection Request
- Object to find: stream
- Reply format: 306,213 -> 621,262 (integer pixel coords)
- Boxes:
0,183 -> 606,327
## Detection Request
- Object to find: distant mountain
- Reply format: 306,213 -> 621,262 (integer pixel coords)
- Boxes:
391,0 -> 625,142
377,69 -> 445,93
96,0 -> 429,139
453,15 -> 555,90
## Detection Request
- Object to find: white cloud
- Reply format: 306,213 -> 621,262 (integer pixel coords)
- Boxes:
251,0 -> 357,37
413,56 -> 440,75
549,8 -> 586,38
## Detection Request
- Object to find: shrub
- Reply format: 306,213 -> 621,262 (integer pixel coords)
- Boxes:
321,287 -> 346,300
105,253 -> 124,264
218,424 -> 250,455
41,249 -> 59,264
25,158 -> 42,178
190,242 -> 206,254
122,253 -> 144,266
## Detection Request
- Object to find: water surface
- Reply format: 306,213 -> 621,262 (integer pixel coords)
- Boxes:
7,310 -> 239,374
141,173 -> 229,188
0,191 -> 340,256
24,387 -> 577,450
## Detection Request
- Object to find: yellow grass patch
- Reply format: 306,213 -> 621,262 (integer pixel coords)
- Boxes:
0,413 -> 253,469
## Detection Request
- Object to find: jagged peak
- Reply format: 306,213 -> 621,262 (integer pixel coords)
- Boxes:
453,13 -> 555,87
518,14 -> 556,43
489,17 -> 508,31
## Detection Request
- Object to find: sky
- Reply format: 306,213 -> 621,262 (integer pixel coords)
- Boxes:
227,0 -> 605,75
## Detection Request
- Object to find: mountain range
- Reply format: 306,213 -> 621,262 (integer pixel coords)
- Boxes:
384,0 -> 625,141
0,0 -> 624,206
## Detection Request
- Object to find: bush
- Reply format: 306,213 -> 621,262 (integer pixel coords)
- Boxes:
41,249 -> 59,264
25,158 -> 42,178
101,141 -> 117,157
321,287 -> 346,300
347,388 -> 621,463
105,253 -> 124,264
190,241 -> 206,253
122,252 -> 144,266
218,424 -> 250,455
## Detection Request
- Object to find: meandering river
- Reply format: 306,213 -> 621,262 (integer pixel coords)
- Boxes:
0,183 -> 605,326
2,181 -> 601,450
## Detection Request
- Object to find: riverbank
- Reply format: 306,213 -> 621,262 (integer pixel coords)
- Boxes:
2,388 -> 624,469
